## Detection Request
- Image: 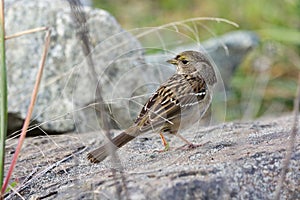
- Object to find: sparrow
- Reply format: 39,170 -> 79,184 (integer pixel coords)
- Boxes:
87,50 -> 217,163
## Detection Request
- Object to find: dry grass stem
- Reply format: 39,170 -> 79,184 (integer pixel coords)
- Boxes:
68,1 -> 130,199
1,29 -> 51,194
274,73 -> 300,200
5,27 -> 48,40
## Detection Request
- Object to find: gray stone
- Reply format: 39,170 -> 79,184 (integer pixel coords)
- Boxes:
204,31 -> 259,86
4,115 -> 299,199
6,0 -> 151,133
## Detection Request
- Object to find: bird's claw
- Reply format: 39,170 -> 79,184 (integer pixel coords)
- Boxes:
176,143 -> 202,150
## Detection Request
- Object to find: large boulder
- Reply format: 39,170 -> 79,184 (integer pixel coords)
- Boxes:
6,0 -> 152,133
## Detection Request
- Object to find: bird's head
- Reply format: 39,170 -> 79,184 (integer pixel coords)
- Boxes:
167,50 -> 217,86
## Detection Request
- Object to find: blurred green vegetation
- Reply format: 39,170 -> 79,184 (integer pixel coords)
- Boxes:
93,0 -> 300,121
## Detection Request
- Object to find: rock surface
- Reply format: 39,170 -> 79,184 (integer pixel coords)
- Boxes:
4,114 -> 299,199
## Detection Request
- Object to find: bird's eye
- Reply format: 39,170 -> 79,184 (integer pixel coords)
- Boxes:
182,59 -> 189,64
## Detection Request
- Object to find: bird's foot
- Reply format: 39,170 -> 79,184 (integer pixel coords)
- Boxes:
153,143 -> 170,153
176,143 -> 202,150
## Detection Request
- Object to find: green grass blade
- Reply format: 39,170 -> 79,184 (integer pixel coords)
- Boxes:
0,0 -> 7,193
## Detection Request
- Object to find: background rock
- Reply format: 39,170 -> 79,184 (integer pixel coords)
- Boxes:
6,0 -> 151,133
6,0 -> 258,134
202,31 -> 259,88
145,30 -> 259,89
4,115 -> 299,199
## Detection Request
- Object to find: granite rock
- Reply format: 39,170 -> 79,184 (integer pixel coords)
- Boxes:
6,0 -> 151,133
4,115 -> 299,199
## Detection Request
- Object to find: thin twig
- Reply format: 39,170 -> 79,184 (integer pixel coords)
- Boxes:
6,146 -> 86,199
7,184 -> 25,200
1,28 -> 51,194
67,0 -> 111,131
5,27 -> 48,40
97,17 -> 238,58
274,73 -> 300,200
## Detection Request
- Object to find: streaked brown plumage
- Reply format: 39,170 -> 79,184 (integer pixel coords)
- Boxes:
87,50 -> 217,163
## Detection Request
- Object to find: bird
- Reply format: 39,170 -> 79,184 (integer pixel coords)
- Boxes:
87,50 -> 217,163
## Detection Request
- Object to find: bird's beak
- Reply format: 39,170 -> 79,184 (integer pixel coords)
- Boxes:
167,58 -> 178,65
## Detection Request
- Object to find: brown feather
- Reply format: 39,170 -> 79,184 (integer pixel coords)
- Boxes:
87,127 -> 137,163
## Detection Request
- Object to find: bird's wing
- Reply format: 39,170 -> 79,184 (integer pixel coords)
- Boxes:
134,74 -> 206,132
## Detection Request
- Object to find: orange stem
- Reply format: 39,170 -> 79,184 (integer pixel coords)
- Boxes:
1,28 -> 51,194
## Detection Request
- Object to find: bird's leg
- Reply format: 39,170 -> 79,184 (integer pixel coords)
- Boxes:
175,133 -> 202,150
153,133 -> 170,152
159,133 -> 170,151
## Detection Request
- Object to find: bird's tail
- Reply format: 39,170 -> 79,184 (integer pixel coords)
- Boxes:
87,127 -> 138,163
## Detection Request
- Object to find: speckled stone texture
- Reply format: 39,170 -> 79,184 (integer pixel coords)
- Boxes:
4,115 -> 299,199
6,0 -> 150,133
